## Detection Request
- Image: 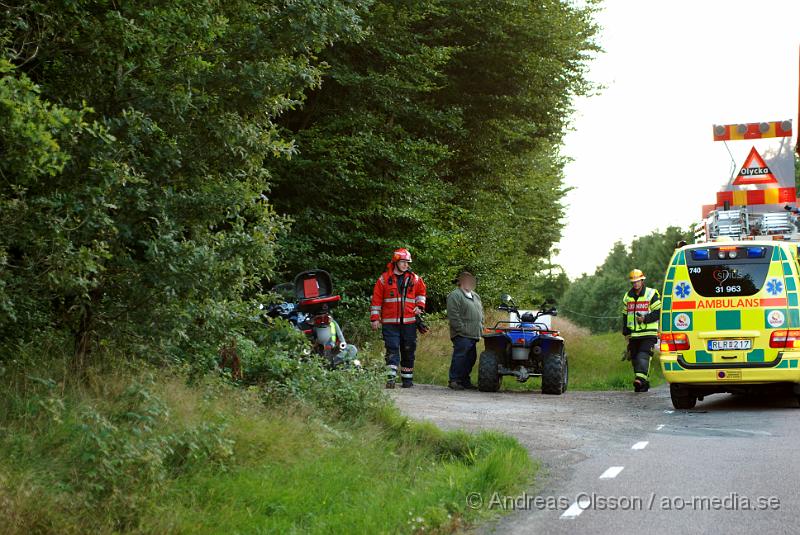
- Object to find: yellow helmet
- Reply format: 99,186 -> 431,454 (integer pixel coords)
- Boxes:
628,269 -> 646,282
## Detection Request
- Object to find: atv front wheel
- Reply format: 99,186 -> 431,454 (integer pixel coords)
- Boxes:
542,351 -> 567,395
478,351 -> 502,392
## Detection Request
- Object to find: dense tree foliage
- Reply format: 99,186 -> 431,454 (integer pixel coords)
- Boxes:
560,227 -> 693,333
271,0 -> 599,311
0,1 -> 366,362
1,0 -> 599,362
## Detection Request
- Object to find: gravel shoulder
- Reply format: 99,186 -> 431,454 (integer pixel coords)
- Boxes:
391,384 -> 800,534
391,384 -> 672,530
391,384 -> 671,475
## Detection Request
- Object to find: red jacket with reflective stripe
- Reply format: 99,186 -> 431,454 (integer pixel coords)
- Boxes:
370,271 -> 427,324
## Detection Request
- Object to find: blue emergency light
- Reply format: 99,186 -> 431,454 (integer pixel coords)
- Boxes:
691,249 -> 710,261
746,247 -> 766,258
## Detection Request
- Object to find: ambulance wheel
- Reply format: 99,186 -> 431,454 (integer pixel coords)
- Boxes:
478,351 -> 501,392
542,350 -> 567,395
670,383 -> 696,409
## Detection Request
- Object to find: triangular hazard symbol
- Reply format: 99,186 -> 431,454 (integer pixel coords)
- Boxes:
733,146 -> 778,185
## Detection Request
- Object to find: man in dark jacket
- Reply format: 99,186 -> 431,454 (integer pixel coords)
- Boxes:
446,271 -> 484,390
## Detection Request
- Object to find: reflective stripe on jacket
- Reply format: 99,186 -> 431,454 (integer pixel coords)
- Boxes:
621,286 -> 661,338
370,271 -> 427,324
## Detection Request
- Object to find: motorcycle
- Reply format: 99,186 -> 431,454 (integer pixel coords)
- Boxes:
265,270 -> 359,369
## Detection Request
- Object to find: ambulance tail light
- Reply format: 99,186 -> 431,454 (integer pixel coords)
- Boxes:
660,333 -> 690,352
769,329 -> 800,349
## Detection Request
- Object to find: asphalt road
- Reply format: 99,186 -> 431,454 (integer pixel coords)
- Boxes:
391,384 -> 800,535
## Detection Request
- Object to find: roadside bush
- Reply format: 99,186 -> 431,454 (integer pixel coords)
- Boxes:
294,363 -> 388,419
0,365 -> 240,532
233,320 -> 309,385
218,320 -> 389,419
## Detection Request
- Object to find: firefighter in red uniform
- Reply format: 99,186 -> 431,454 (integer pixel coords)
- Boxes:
371,248 -> 427,388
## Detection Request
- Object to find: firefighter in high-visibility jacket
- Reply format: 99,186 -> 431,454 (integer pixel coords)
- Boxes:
621,269 -> 662,392
371,248 -> 427,388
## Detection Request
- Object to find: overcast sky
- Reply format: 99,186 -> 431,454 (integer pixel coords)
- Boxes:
555,0 -> 800,278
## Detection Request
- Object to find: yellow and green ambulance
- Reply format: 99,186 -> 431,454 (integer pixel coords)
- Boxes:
660,240 -> 800,409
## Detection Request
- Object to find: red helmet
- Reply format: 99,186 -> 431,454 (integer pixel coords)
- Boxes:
391,248 -> 412,263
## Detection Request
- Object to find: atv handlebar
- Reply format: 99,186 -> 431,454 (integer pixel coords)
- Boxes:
488,319 -> 556,333
497,304 -> 557,320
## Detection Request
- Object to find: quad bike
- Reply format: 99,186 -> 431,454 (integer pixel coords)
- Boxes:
265,270 -> 359,369
478,294 -> 568,394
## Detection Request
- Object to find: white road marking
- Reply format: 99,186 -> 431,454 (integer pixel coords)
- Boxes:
599,466 -> 624,479
664,410 -> 674,414
560,496 -> 591,519
631,441 -> 649,450
656,424 -> 665,430
731,429 -> 771,436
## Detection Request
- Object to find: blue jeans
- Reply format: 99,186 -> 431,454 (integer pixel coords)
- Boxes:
382,324 -> 417,381
449,335 -> 478,386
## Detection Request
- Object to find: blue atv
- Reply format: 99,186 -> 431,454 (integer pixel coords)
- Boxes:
478,294 -> 568,394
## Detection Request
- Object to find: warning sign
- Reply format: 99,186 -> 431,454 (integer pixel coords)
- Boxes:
732,146 -> 778,185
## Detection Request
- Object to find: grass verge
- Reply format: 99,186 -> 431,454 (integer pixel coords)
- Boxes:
0,356 -> 534,534
150,405 -> 535,534
413,315 -> 664,391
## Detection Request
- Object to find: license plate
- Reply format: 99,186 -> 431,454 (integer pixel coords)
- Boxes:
707,339 -> 752,351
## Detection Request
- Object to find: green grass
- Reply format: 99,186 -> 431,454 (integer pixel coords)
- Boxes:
150,406 -> 535,534
414,316 -> 664,391
0,359 -> 535,534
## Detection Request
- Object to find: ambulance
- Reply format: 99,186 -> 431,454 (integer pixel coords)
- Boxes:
660,117 -> 799,409
660,240 -> 800,409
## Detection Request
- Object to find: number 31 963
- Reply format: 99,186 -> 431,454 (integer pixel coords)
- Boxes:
715,285 -> 741,294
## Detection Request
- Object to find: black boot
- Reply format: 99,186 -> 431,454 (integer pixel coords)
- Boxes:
386,379 -> 396,389
633,378 -> 650,392
401,378 -> 414,388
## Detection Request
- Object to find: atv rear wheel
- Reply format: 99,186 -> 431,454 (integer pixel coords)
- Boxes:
478,351 -> 502,392
542,350 -> 567,395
